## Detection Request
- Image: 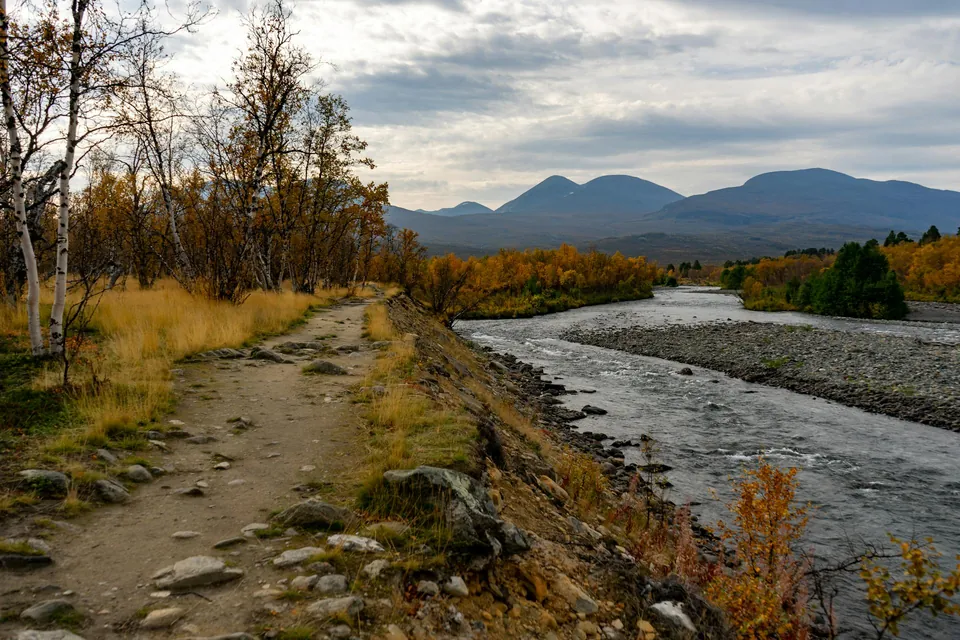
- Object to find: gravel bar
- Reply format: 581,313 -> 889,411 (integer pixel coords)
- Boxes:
562,322 -> 960,432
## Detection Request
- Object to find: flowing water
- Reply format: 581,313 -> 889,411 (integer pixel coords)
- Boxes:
459,287 -> 960,639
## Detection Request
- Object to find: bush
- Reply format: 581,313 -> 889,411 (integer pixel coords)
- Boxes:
804,242 -> 907,319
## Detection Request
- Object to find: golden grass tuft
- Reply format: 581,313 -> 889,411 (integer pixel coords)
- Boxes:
363,302 -> 397,342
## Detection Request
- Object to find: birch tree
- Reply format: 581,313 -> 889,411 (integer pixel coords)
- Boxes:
0,0 -> 43,353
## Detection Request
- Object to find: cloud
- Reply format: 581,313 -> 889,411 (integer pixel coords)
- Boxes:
667,0 -> 960,18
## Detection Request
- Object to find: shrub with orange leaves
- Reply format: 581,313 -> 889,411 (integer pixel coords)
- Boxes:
706,460 -> 811,640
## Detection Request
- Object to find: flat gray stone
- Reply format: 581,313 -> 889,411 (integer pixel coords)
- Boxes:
273,547 -> 324,567
213,537 -> 247,549
306,596 -> 364,619
417,580 -> 439,597
95,449 -> 118,464
185,435 -> 216,445
140,607 -> 184,629
442,576 -> 469,597
16,632 -> 86,640
152,556 -> 243,590
362,559 -> 391,579
20,599 -> 76,623
303,360 -> 348,375
315,574 -> 348,595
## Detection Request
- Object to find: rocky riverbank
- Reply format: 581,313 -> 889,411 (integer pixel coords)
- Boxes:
562,322 -> 960,431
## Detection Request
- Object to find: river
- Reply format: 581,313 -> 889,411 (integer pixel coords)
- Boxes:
459,287 -> 960,639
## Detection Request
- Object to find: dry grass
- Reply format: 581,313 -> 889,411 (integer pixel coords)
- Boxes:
363,302 -> 396,342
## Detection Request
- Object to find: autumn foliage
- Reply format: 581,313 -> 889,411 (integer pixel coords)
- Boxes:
706,461 -> 811,640
881,234 -> 960,302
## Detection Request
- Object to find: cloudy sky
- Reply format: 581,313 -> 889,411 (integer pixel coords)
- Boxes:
166,0 -> 960,209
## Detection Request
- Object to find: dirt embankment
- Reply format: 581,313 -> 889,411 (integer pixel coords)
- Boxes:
1,295 -> 730,640
563,322 -> 960,431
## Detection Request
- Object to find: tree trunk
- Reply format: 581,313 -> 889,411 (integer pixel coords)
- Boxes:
49,0 -> 86,355
0,0 -> 43,354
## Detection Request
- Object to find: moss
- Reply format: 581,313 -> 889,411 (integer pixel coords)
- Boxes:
0,540 -> 44,555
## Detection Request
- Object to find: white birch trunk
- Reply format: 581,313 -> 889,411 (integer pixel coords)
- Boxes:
49,1 -> 85,354
0,0 -> 43,354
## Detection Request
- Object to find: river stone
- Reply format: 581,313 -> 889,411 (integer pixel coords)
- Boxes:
306,596 -> 364,619
273,547 -> 323,567
325,534 -> 384,553
582,405 -> 608,415
381,466 -> 530,556
172,531 -> 201,539
153,556 -> 244,589
678,367 -> 694,376
126,464 -> 153,483
442,576 -> 469,597
93,479 -> 129,503
272,499 -> 356,529
20,599 -> 76,623
16,632 -> 86,640
304,360 -> 348,375
18,470 -> 69,497
315,574 -> 348,594
141,607 -> 184,629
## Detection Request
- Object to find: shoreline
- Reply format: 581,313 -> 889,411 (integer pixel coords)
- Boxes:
561,322 -> 960,432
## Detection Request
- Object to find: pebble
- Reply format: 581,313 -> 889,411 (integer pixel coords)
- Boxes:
141,607 -> 184,629
171,531 -> 201,539
214,462 -> 231,470
442,576 -> 469,597
417,580 -> 440,597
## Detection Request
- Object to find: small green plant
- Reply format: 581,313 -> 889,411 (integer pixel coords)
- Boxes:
762,356 -> 791,370
275,626 -> 317,640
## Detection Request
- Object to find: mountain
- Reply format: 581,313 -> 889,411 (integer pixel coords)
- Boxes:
496,174 -> 684,215
649,168 -> 960,231
415,201 -> 493,217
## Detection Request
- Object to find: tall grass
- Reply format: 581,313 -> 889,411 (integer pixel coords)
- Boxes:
4,280 -> 332,449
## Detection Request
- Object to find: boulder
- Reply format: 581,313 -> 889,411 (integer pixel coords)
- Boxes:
273,547 -> 324,567
538,475 -> 570,503
290,574 -> 319,591
381,466 -> 530,557
272,499 -> 356,529
582,405 -> 608,416
93,478 -> 129,503
325,534 -> 384,553
95,449 -> 118,465
152,556 -> 244,589
140,607 -> 184,629
304,360 -> 348,375
17,470 -> 69,497
678,367 -> 694,376
306,596 -> 364,619
20,600 -> 76,623
126,465 -> 153,483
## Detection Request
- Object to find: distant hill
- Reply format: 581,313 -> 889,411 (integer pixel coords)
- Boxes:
384,169 -> 960,264
415,201 -> 493,217
650,168 -> 960,231
496,174 -> 684,215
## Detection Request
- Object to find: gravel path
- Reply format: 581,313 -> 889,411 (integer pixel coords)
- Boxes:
562,322 -> 960,432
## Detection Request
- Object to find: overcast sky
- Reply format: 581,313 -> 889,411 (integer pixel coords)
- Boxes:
166,0 -> 960,209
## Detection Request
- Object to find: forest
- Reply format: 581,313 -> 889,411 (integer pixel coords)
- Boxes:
711,227 -> 960,318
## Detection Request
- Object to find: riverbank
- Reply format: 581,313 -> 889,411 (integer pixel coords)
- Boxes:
461,289 -> 653,321
562,322 -> 960,431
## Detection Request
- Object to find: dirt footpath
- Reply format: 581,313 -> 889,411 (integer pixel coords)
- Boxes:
1,299 -> 377,638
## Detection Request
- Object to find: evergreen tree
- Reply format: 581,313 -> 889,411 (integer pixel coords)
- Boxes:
921,225 -> 941,245
805,242 -> 907,319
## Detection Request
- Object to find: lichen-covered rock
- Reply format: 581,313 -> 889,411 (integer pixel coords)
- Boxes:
272,547 -> 323,567
19,600 -> 76,623
381,466 -> 530,557
325,534 -> 384,553
17,470 -> 69,497
303,360 -> 348,375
